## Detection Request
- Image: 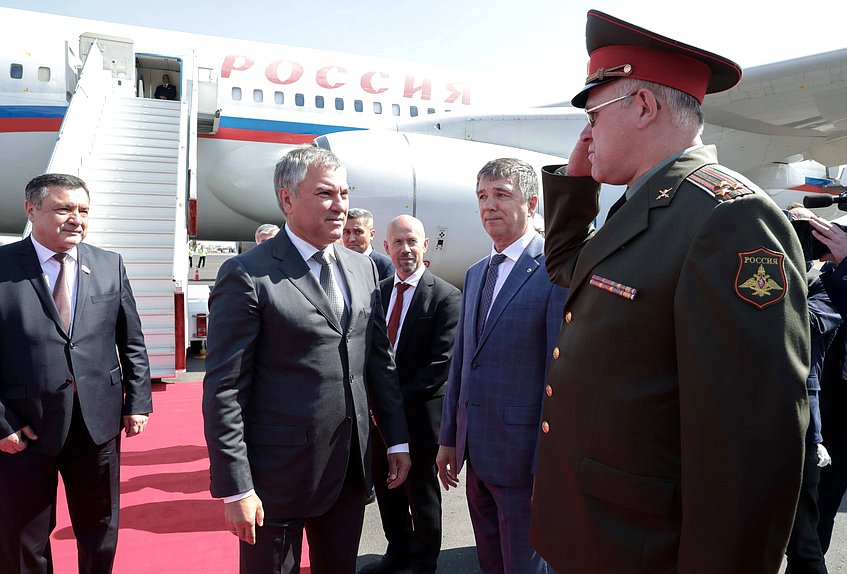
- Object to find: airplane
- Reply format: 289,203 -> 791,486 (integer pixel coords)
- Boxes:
2,6 -> 846,376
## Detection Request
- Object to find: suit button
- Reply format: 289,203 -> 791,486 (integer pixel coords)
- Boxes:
344,416 -> 352,423
69,343 -> 76,349
471,363 -> 479,370
552,347 -> 560,360
564,311 -> 572,324
65,378 -> 74,385
541,420 -> 550,433
546,384 -> 553,397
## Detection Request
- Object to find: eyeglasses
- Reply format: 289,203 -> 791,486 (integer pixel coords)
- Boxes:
585,93 -> 636,126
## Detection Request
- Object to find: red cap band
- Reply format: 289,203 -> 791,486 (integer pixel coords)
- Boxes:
588,45 -> 713,104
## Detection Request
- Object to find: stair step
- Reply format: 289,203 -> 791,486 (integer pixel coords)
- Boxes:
82,169 -> 177,185
85,158 -> 179,174
95,135 -> 179,149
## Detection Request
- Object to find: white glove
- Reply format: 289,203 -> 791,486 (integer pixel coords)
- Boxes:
817,443 -> 832,468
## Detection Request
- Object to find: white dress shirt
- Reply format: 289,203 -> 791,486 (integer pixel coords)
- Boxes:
31,235 -> 79,335
385,263 -> 426,353
483,227 -> 539,323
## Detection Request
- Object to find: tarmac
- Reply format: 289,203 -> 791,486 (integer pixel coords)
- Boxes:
170,252 -> 847,573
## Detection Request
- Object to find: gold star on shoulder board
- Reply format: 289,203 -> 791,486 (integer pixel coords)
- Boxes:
656,188 -> 671,200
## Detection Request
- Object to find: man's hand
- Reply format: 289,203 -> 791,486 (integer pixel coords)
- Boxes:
122,414 -> 149,438
564,124 -> 593,178
0,426 -> 37,454
386,452 -> 411,489
225,493 -> 264,545
436,445 -> 459,491
811,216 -> 847,266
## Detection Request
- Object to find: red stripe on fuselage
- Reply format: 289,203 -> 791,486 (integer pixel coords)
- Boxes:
199,128 -> 318,144
0,118 -> 63,133
789,185 -> 842,195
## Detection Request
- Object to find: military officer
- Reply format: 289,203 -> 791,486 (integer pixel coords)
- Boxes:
529,10 -> 811,574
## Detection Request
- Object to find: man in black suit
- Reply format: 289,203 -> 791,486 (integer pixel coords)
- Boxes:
0,173 -> 153,574
361,215 -> 460,574
344,207 -> 395,280
203,146 -> 411,574
153,74 -> 178,100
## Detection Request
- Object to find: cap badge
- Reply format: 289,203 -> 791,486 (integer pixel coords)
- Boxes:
585,63 -> 633,84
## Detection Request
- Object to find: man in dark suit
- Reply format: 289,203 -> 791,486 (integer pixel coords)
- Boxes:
811,215 -> 847,556
361,215 -> 460,574
0,173 -> 153,574
344,207 -> 395,280
203,146 -> 411,574
530,11 -> 809,573
438,158 -> 566,574
153,74 -> 178,100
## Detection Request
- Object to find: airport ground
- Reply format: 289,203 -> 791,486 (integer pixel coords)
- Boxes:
175,252 -> 847,572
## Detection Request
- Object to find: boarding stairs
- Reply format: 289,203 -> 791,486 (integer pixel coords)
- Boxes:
32,41 -> 192,379
78,96 -> 185,378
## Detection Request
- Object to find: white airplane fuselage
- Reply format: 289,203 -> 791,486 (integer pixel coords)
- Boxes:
2,8 -> 846,287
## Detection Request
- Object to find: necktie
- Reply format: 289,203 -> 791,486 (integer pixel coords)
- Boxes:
605,191 -> 628,223
477,253 -> 507,338
387,283 -> 411,346
52,253 -> 72,332
312,249 -> 348,330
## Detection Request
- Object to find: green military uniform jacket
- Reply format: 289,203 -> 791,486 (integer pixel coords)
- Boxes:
530,145 -> 810,573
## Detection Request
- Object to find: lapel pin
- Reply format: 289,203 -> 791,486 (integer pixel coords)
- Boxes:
81,264 -> 91,274
526,268 -> 532,273
656,188 -> 671,200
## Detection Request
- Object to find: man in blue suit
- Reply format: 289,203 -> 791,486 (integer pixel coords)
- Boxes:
437,158 -> 566,574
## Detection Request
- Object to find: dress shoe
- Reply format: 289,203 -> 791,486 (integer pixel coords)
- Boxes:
358,554 -> 411,574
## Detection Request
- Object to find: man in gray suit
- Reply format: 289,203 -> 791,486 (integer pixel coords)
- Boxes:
437,158 -> 566,574
0,173 -> 152,574
344,207 -> 395,280
203,146 -> 411,574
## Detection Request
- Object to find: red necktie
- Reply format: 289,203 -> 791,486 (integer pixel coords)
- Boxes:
387,283 -> 411,346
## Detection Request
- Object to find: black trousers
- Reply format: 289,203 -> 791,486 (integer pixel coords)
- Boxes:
239,436 -> 368,574
786,445 -> 828,574
818,436 -> 847,553
0,396 -> 121,574
371,435 -> 441,574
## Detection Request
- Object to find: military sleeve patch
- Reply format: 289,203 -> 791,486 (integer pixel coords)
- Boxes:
735,248 -> 786,308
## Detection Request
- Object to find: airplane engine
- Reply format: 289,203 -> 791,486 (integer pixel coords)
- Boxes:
315,130 -> 567,287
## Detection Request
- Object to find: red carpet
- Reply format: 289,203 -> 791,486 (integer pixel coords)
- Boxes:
51,381 -> 310,573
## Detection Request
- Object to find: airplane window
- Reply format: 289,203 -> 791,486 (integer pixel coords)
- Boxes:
335,98 -> 344,111
373,102 -> 382,115
274,91 -> 284,105
10,63 -> 23,79
253,89 -> 263,103
392,104 -> 400,116
295,93 -> 304,107
427,108 -> 436,114
231,87 -> 242,101
410,106 -> 418,117
354,100 -> 363,113
315,95 -> 324,109
38,67 -> 51,82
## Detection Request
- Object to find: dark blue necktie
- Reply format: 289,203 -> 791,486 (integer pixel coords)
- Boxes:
476,253 -> 507,338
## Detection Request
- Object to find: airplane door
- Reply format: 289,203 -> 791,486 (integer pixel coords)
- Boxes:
79,32 -> 134,95
197,66 -> 219,134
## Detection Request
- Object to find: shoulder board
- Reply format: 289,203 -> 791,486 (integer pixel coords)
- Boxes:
686,164 -> 755,203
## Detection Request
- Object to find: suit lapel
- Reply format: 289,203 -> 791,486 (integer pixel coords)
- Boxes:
19,238 -> 69,338
335,247 -> 366,334
273,233 -> 344,334
465,260 -> 486,347
475,235 -> 543,353
72,244 -> 91,336
395,270 -> 431,359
